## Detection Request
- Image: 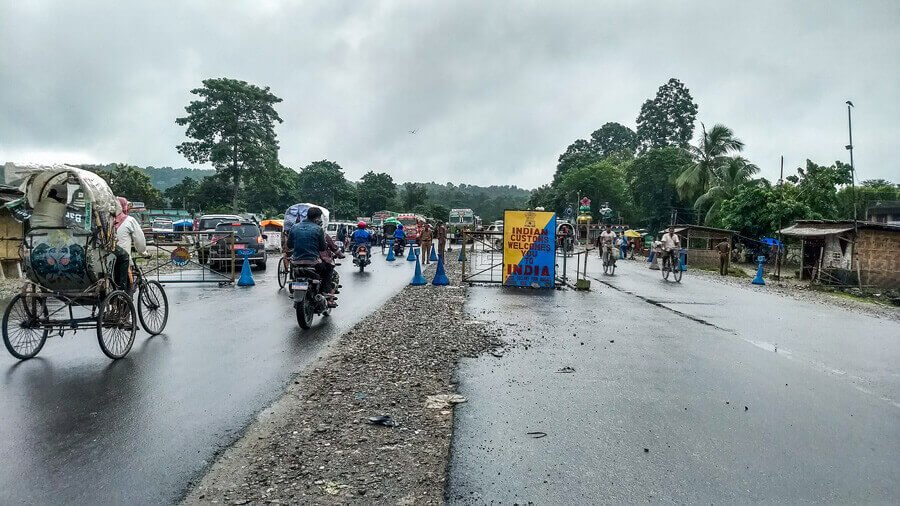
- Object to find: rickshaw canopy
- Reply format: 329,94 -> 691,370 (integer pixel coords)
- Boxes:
260,219 -> 284,229
284,203 -> 330,232
11,164 -> 117,220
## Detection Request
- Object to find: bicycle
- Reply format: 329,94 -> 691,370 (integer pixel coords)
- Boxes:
602,246 -> 616,275
661,250 -> 683,283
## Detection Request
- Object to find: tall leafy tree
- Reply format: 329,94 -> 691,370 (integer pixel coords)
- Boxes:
720,182 -> 811,240
554,139 -> 601,181
626,147 -> 693,231
590,122 -> 638,157
244,163 -> 299,216
164,176 -> 200,211
176,78 -> 283,212
357,171 -> 397,215
557,160 -> 633,224
636,78 -> 698,150
676,123 -> 745,200
692,156 -> 760,225
97,163 -> 164,207
401,182 -> 428,210
296,160 -> 356,217
837,179 -> 900,220
786,160 -> 853,219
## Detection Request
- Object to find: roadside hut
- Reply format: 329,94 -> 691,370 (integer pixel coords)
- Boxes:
778,220 -> 900,289
0,185 -> 24,279
658,224 -> 736,270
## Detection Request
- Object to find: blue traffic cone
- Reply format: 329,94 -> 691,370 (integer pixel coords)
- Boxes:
457,245 -> 466,262
237,256 -> 255,286
386,240 -> 396,261
647,251 -> 655,263
429,244 -> 438,262
678,250 -> 687,272
752,255 -> 766,285
432,256 -> 449,285
410,257 -> 427,285
406,243 -> 417,261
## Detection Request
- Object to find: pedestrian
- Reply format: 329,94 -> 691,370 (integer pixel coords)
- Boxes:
436,221 -> 448,258
649,239 -> 662,270
420,223 -> 434,264
716,239 -> 731,276
628,238 -> 635,259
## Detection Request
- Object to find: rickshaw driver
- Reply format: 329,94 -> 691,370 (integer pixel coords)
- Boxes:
113,197 -> 146,291
350,221 -> 373,256
288,207 -> 334,295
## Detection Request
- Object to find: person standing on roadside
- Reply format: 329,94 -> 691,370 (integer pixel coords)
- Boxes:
420,223 -> 434,264
436,221 -> 448,258
716,239 -> 731,275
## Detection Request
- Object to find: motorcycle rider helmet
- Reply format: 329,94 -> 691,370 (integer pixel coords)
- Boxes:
357,221 -> 367,229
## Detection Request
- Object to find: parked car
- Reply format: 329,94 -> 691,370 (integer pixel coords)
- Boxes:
209,220 -> 268,270
196,214 -> 241,264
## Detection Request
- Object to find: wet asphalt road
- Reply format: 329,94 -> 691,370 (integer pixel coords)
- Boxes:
0,253 -> 414,505
449,259 -> 899,503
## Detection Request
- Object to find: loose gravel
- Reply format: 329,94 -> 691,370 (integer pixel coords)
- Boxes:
182,260 -> 502,505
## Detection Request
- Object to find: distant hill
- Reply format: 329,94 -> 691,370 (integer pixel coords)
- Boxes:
140,166 -> 216,190
421,182 -> 531,221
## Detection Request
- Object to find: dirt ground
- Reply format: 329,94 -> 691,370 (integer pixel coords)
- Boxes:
182,260 -> 502,504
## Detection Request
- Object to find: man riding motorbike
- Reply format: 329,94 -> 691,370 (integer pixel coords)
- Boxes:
660,225 -> 681,271
393,223 -> 406,255
287,207 -> 335,305
598,225 -> 617,266
351,221 -> 373,259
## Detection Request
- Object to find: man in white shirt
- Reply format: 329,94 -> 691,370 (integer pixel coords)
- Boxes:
598,225 -> 617,265
660,226 -> 681,270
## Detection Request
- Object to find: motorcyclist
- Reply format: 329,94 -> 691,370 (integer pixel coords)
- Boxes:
660,225 -> 681,270
351,221 -> 373,258
288,207 -> 335,302
598,225 -> 616,265
393,224 -> 406,254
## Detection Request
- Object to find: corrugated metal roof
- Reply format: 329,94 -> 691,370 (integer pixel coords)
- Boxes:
779,223 -> 854,236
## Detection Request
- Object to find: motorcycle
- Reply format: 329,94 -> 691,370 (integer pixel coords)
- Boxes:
291,262 -> 333,329
393,239 -> 406,257
352,244 -> 371,272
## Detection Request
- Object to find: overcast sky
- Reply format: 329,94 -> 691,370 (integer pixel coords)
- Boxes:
1,0 -> 897,188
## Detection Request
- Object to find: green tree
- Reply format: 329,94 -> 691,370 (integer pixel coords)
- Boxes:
626,147 -> 693,231
837,179 -> 900,220
296,160 -> 357,218
554,139 -> 601,182
194,174 -> 234,213
590,122 -> 638,157
97,163 -> 164,207
636,78 -> 698,150
176,78 -> 283,212
164,176 -> 200,211
720,182 -> 811,239
244,163 -> 299,217
427,204 -> 450,222
692,156 -> 760,226
401,182 -> 428,210
357,171 -> 397,215
676,123 -> 745,200
786,160 -> 853,219
557,160 -> 632,224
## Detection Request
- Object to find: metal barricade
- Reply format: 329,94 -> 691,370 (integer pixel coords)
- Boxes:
140,231 -> 236,285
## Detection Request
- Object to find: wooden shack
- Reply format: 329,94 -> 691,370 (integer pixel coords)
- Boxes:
0,185 -> 24,279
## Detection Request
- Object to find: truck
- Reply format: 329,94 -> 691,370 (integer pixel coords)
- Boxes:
397,213 -> 426,242
448,208 -> 475,241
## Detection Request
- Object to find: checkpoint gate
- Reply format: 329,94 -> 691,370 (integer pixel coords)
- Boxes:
140,231 -> 237,285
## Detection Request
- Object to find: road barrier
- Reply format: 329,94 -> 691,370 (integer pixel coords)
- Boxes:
385,240 -> 396,261
432,257 -> 449,286
237,253 -> 255,286
142,231 -> 237,285
406,244 -> 417,261
429,245 -> 438,262
410,256 -> 427,285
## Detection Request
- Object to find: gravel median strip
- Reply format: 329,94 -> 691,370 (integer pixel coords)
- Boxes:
182,260 -> 502,504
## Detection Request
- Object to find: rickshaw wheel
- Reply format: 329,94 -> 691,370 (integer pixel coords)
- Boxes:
137,280 -> 169,335
97,291 -> 137,359
2,294 -> 49,360
277,258 -> 288,289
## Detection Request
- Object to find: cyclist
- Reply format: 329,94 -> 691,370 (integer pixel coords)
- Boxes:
660,226 -> 681,271
598,225 -> 617,267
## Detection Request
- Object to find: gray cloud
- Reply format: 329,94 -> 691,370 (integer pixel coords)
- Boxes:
1,0 -> 898,187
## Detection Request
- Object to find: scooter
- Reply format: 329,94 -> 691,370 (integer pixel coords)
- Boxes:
393,239 -> 406,257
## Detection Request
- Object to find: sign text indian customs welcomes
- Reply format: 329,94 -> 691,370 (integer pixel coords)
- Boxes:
502,210 -> 556,288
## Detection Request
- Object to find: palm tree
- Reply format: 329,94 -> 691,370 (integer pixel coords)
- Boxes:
676,123 -> 744,200
693,156 -> 760,225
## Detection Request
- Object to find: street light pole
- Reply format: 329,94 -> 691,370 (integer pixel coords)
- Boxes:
846,100 -> 862,288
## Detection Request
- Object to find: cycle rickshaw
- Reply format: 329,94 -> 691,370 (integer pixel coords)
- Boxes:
2,165 -> 169,360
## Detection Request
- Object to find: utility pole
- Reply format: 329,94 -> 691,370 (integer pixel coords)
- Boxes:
775,155 -> 784,280
846,100 -> 862,288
